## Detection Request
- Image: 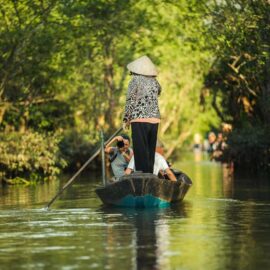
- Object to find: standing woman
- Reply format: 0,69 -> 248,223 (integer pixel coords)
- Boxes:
123,55 -> 161,174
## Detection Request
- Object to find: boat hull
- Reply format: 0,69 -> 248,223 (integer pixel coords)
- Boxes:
95,172 -> 192,208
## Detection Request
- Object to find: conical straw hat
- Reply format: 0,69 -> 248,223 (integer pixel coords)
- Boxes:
127,55 -> 158,76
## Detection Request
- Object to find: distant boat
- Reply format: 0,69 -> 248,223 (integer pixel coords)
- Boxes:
95,171 -> 192,208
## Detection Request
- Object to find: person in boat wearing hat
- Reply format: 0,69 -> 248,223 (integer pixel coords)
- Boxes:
123,55 -> 161,174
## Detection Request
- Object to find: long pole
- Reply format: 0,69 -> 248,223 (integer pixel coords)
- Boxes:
100,130 -> 106,186
45,127 -> 123,210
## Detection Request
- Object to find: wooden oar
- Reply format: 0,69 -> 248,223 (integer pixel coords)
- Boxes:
45,127 -> 123,210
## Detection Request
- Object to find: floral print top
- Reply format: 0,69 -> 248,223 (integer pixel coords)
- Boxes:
123,74 -> 161,123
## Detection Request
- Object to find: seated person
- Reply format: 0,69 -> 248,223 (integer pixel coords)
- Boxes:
125,151 -> 177,182
105,134 -> 133,179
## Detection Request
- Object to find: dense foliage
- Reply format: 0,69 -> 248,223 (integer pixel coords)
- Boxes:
203,0 -> 270,171
224,126 -> 270,172
0,132 -> 66,183
0,0 -> 269,182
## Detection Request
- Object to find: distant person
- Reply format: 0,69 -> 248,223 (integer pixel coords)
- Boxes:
207,132 -> 217,154
216,132 -> 226,151
125,147 -> 177,182
105,135 -> 133,179
212,132 -> 227,161
122,55 -> 161,174
193,133 -> 203,152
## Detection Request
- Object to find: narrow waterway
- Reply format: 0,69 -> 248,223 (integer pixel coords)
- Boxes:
1,152 -> 270,270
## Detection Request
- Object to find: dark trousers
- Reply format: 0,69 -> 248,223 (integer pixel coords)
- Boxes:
131,122 -> 159,173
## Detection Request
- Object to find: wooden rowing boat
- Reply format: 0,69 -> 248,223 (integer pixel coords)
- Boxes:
95,170 -> 192,208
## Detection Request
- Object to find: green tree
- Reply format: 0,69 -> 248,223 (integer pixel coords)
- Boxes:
203,0 -> 270,171
0,0 -> 73,131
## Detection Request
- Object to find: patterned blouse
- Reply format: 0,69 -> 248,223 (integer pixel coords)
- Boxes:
123,74 -> 161,122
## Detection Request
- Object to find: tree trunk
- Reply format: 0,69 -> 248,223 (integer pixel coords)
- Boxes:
103,44 -> 116,131
165,130 -> 191,159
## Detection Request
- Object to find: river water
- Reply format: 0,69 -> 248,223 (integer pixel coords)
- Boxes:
1,152 -> 270,270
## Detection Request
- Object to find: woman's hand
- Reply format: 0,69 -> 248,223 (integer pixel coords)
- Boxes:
123,122 -> 130,131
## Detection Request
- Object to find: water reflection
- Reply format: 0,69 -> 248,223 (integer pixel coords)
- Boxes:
0,180 -> 60,209
101,203 -> 190,270
1,153 -> 270,270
